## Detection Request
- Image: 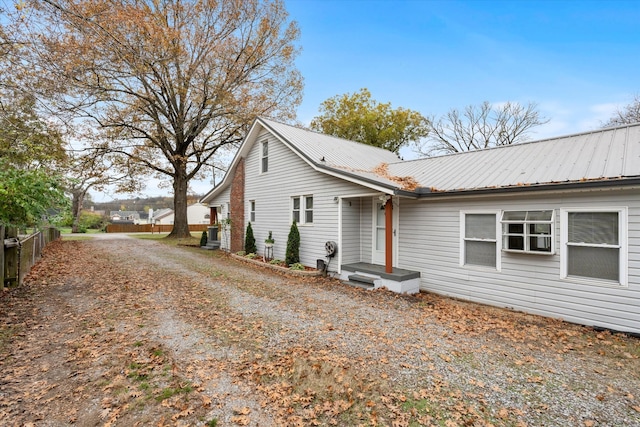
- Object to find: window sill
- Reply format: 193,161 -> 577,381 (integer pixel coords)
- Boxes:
562,275 -> 627,288
502,249 -> 555,256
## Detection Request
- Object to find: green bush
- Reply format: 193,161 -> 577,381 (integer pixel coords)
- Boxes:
285,221 -> 300,265
289,262 -> 304,271
244,222 -> 257,254
200,230 -> 208,246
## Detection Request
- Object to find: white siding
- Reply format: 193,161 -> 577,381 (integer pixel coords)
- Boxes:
360,198 -> 373,263
245,130 -> 371,270
207,186 -> 232,250
340,198 -> 361,264
398,189 -> 640,334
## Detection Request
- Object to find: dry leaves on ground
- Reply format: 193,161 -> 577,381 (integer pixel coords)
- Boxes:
0,237 -> 638,427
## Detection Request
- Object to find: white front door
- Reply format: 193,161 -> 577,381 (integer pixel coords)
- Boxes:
373,200 -> 387,265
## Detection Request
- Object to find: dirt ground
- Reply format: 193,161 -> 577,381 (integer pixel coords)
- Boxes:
0,234 -> 639,427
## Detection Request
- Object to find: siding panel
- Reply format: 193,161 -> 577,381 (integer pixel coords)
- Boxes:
399,189 -> 640,334
244,130 -> 374,270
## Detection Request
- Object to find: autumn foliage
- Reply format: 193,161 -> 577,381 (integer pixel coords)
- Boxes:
15,0 -> 303,237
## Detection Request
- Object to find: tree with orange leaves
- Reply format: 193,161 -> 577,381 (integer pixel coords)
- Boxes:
15,0 -> 303,238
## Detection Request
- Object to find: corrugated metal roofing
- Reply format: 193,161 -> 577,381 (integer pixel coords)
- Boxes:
387,123 -> 640,193
202,118 -> 640,204
260,118 -> 401,170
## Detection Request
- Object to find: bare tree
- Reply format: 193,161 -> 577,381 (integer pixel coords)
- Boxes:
602,95 -> 640,127
15,0 -> 303,238
416,101 -> 549,156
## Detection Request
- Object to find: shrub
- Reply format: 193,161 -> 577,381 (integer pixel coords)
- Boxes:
285,221 -> 300,265
289,262 -> 304,271
246,253 -> 257,259
236,251 -> 246,256
244,222 -> 257,254
200,230 -> 208,246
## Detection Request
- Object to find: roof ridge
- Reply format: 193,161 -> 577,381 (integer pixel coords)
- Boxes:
398,121 -> 640,165
258,116 -> 402,157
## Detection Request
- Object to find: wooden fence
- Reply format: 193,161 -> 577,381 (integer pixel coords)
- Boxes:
105,223 -> 210,233
2,226 -> 60,287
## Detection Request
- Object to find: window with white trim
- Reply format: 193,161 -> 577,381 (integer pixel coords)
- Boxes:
292,195 -> 313,225
261,140 -> 268,173
501,210 -> 554,254
561,208 -> 627,286
304,196 -> 313,223
461,212 -> 499,269
250,200 -> 255,223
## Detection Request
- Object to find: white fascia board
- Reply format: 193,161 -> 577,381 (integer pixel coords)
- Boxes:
263,127 -> 398,195
201,119 -> 267,204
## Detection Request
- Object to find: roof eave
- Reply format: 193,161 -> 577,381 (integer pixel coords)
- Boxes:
414,177 -> 640,198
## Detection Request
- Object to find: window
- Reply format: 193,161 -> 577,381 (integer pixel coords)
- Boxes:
261,140 -> 268,173
461,212 -> 499,269
250,201 -> 256,222
292,195 -> 313,225
305,196 -> 313,223
501,210 -> 554,254
561,208 -> 627,286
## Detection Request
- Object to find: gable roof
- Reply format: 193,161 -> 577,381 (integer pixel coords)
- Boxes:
152,208 -> 173,220
202,118 -> 640,203
391,122 -> 640,196
201,117 -> 402,203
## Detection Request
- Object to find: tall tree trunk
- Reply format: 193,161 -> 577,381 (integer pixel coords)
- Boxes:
168,165 -> 190,238
71,189 -> 86,233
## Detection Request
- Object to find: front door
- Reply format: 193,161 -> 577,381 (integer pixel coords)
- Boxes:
373,200 -> 386,265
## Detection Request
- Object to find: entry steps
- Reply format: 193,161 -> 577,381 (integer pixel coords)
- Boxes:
342,273 -> 377,290
201,240 -> 220,250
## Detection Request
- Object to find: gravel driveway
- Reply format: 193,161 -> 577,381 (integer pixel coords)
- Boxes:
1,235 -> 639,426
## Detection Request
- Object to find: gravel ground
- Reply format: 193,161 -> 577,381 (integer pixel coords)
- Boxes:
1,234 -> 639,426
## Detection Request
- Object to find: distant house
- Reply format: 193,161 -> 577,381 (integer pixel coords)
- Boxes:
151,203 -> 210,225
109,210 -> 141,224
201,117 -> 640,334
152,208 -> 174,225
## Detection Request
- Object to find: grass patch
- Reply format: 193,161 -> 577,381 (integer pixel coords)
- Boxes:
156,384 -> 193,401
58,227 -> 102,234
131,233 -> 201,247
62,235 -> 95,241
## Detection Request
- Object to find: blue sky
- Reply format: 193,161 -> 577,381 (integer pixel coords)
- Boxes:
98,0 -> 640,200
287,0 -> 640,143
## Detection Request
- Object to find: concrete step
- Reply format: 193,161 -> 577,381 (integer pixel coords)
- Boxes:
348,274 -> 377,285
342,273 -> 378,290
341,280 -> 374,290
201,241 -> 220,250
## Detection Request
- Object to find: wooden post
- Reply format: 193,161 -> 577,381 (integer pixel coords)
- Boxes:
210,207 -> 217,225
4,227 -> 18,287
0,225 -> 4,288
385,198 -> 393,274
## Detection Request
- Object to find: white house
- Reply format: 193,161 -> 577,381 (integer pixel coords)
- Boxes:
109,210 -> 141,224
151,203 -> 210,225
201,117 -> 640,334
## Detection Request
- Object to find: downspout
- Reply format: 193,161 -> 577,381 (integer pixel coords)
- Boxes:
337,197 -> 343,274
385,197 -> 393,274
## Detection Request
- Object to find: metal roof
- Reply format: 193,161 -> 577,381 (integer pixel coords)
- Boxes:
388,123 -> 640,194
260,118 -> 401,171
202,118 -> 640,204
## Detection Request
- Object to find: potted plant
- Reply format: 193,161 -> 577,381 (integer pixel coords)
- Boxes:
265,231 -> 275,247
